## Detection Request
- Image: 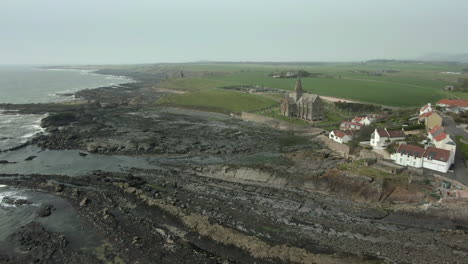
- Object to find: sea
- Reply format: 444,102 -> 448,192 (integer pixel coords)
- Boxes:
0,65 -> 133,151
0,65 -> 133,248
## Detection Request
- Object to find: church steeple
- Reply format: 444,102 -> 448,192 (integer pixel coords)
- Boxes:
295,78 -> 303,93
293,72 -> 303,102
295,71 -> 303,94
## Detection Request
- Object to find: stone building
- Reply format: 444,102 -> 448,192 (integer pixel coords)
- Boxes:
280,78 -> 323,121
418,111 -> 443,131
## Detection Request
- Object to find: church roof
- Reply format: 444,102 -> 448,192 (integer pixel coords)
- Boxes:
297,93 -> 319,103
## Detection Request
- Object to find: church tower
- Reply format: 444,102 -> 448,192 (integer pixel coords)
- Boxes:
294,75 -> 303,101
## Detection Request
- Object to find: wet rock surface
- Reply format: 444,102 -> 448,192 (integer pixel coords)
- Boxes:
37,204 -> 54,217
1,168 -> 467,264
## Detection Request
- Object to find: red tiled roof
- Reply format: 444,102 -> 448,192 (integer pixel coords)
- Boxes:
423,147 -> 451,162
437,99 -> 468,107
353,116 -> 364,122
332,130 -> 347,138
429,125 -> 443,134
418,111 -> 436,119
396,144 -> 425,158
375,128 -> 388,137
429,126 -> 447,141
376,128 -> 405,138
341,121 -> 363,126
387,130 -> 406,138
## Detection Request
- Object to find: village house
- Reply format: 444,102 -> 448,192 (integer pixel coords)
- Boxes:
351,115 -> 375,126
442,86 -> 455,91
280,78 -> 323,121
391,144 -> 454,173
428,126 -> 457,154
436,99 -> 468,111
329,130 -> 355,144
418,111 -> 443,131
370,128 -> 406,149
419,103 -> 433,116
422,147 -> 453,173
340,121 -> 363,131
391,144 -> 425,168
445,105 -> 464,114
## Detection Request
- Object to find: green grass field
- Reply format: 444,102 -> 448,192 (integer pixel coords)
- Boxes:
178,62 -> 468,107
155,77 -> 277,113
154,61 -> 468,113
203,71 -> 449,107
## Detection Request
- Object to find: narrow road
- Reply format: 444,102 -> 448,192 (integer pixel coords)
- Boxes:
439,113 -> 468,186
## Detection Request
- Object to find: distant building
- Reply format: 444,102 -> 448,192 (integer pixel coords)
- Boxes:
436,99 -> 468,111
419,103 -> 433,116
329,130 -> 354,144
351,116 -> 375,126
418,111 -> 443,131
370,128 -> 406,149
340,121 -> 364,131
445,105 -> 464,114
442,86 -> 455,91
280,78 -> 323,121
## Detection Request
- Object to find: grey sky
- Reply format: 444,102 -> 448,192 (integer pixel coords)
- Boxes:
1,0 -> 467,64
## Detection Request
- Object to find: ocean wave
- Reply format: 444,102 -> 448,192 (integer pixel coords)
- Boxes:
0,113 -> 46,150
0,190 -> 29,208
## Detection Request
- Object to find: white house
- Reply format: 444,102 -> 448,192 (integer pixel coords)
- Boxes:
352,116 -> 375,126
419,103 -> 433,116
422,147 -> 453,173
436,99 -> 468,111
391,144 -> 425,168
329,130 -> 354,144
370,128 -> 406,149
391,144 -> 454,173
428,126 -> 457,155
340,121 -> 364,131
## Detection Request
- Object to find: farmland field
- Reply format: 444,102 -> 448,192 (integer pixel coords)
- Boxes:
154,61 -> 468,112
155,77 -> 277,113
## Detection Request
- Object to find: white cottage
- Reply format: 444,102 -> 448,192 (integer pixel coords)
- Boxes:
422,147 -> 453,173
391,144 -> 454,173
351,116 -> 375,126
428,126 -> 457,156
391,144 -> 425,168
370,128 -> 406,149
419,103 -> 433,116
329,130 -> 354,144
340,121 -> 363,131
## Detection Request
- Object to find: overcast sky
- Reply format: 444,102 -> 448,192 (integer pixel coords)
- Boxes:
1,0 -> 467,64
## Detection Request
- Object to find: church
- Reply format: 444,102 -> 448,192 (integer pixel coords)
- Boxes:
280,78 -> 323,121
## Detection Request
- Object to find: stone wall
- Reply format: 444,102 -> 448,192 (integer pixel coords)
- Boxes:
240,112 -> 323,134
359,148 -> 382,159
317,135 -> 350,157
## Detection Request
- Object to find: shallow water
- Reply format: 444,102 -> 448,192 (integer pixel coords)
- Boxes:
0,185 -> 100,250
0,111 -> 46,151
0,146 -> 223,176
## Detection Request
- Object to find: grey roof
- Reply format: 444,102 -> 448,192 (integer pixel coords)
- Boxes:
297,94 -> 319,104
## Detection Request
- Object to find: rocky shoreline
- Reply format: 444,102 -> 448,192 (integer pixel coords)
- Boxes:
0,69 -> 467,263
